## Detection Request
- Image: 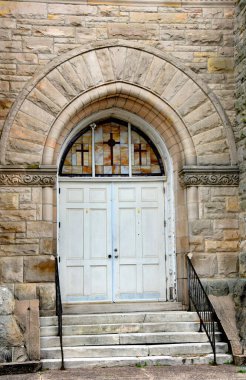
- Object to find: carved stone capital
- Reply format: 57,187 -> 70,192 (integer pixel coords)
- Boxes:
0,167 -> 57,187
179,166 -> 239,188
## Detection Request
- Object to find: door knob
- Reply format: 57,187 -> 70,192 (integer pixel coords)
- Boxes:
115,255 -> 118,259
114,249 -> 118,252
108,254 -> 112,258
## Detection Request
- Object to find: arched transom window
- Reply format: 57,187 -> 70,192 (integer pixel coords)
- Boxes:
59,118 -> 164,177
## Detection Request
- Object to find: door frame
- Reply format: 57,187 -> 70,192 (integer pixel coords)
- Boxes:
58,176 -> 176,302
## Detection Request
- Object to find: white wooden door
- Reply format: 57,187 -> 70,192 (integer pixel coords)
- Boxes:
59,181 -> 166,302
113,182 -> 166,301
59,183 -> 112,302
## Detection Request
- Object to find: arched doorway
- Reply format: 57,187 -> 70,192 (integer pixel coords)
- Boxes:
58,115 -> 175,303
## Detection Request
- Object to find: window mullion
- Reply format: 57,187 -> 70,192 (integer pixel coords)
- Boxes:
90,123 -> 96,177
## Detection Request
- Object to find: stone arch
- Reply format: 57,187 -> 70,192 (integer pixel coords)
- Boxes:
0,40 -> 237,167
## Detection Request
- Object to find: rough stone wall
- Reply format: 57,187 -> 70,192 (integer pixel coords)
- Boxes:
234,0 -> 246,350
0,187 -> 55,313
191,187 -> 240,279
0,0 -> 236,139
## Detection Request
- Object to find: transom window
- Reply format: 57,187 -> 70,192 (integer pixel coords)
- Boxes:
59,118 -> 164,177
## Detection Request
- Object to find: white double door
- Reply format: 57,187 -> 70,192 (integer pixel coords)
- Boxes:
59,180 -> 166,303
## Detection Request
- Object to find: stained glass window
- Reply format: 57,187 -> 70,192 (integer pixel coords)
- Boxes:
60,118 -> 164,177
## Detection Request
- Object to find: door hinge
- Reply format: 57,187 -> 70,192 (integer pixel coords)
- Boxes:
164,220 -> 166,227
59,188 -> 61,194
59,222 -> 61,228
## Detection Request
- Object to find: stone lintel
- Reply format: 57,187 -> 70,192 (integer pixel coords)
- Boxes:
179,166 -> 239,187
0,166 -> 57,187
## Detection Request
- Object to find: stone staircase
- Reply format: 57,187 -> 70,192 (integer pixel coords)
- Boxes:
40,303 -> 232,369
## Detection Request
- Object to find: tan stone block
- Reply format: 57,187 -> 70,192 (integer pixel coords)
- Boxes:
208,57 -> 234,73
0,233 -> 15,244
226,197 -> 240,212
33,26 -> 75,38
191,220 -> 212,235
1,52 -> 38,64
0,221 -> 25,233
108,23 -> 159,40
21,99 -> 55,126
40,239 -> 53,254
0,210 -> 36,222
23,37 -> 53,54
197,153 -> 230,166
48,3 -> 97,15
190,236 -> 204,252
187,31 -> 222,44
37,283 -> 55,311
0,244 -> 39,257
26,221 -> 53,238
130,12 -> 187,23
0,1 -> 47,18
16,110 -> 50,134
205,240 -> 217,253
0,194 -> 18,210
24,256 -> 55,282
214,219 -> 239,230
205,240 -> 239,253
0,257 -> 23,283
15,284 -> 37,300
217,253 -> 238,277
191,254 -> 218,278
224,230 -> 240,241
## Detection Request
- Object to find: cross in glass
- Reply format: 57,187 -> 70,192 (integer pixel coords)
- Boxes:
134,143 -> 147,166
104,133 -> 120,165
76,144 -> 89,166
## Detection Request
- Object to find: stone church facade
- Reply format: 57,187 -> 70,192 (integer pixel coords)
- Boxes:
0,0 -> 245,364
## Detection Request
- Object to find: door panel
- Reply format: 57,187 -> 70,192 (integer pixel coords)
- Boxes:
114,182 -> 166,301
60,183 -> 112,302
59,181 -> 166,302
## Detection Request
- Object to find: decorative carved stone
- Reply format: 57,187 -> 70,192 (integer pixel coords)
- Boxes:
179,166 -> 239,187
0,168 -> 56,187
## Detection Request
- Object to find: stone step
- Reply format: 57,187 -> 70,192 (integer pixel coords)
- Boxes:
40,311 -> 199,327
40,332 -> 222,348
62,302 -> 183,315
41,354 -> 233,369
40,321 -> 208,337
41,342 -> 228,360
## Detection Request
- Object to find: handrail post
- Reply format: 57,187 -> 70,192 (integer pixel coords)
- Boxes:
55,257 -> 65,370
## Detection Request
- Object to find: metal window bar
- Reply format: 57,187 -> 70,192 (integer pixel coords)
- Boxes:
55,257 -> 65,370
187,255 -> 217,364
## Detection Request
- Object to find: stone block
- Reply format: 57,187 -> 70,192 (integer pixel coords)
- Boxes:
48,3 -> 97,15
12,346 -> 28,362
108,23 -> 159,40
37,283 -> 55,311
187,31 -> 222,44
33,26 -> 75,38
0,221 -> 25,233
15,300 -> 40,360
15,284 -> 37,300
0,286 -> 14,315
205,240 -> 239,252
191,220 -> 212,235
40,239 -> 53,254
207,280 -> 229,296
217,252 -> 239,277
0,244 -> 39,256
214,219 -> 239,229
0,315 -> 24,347
23,37 -> 53,54
191,254 -> 218,277
26,221 -> 53,238
0,257 -> 23,283
0,210 -> 36,221
0,194 -> 18,210
224,230 -> 240,241
226,197 -> 240,212
208,57 -> 234,73
24,256 -> 55,282
0,1 -> 47,18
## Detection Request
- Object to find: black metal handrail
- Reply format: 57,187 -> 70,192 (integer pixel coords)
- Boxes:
55,257 -> 65,370
187,255 -> 218,364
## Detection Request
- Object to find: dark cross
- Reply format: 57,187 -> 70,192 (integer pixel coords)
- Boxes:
134,143 -> 147,166
103,133 -> 120,166
76,144 -> 89,166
